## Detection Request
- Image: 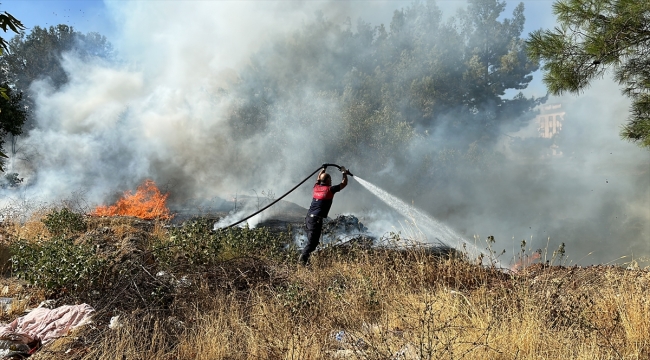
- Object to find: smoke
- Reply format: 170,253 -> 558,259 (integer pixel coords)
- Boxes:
367,77 -> 649,265
2,1 -> 648,265
9,1 -> 330,205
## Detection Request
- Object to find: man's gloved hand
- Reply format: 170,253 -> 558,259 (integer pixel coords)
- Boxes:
321,163 -> 328,170
340,166 -> 348,174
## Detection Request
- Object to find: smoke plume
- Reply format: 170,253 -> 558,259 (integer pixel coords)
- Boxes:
2,1 -> 648,266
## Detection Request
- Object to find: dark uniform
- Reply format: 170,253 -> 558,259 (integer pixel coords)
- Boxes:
299,182 -> 342,265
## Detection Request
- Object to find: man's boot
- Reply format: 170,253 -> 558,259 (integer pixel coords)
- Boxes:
298,253 -> 309,266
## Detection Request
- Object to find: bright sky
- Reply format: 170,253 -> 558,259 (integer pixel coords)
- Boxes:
2,0 -> 113,35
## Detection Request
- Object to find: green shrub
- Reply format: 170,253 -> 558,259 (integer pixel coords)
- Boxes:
154,218 -> 222,270
10,237 -> 107,292
154,219 -> 292,272
42,207 -> 87,236
218,225 -> 290,260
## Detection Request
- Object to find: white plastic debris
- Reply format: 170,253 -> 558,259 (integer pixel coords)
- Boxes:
109,315 -> 121,329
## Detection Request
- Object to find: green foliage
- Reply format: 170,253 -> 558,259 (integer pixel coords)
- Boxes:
0,172 -> 23,188
218,224 -> 290,260
0,10 -> 25,172
2,25 -> 113,92
154,218 -> 222,269
0,85 -> 27,173
0,84 -> 26,137
277,282 -> 316,316
154,219 -> 291,272
0,24 -> 113,134
10,237 -> 107,291
526,0 -> 650,147
0,11 -> 24,52
42,208 -> 87,236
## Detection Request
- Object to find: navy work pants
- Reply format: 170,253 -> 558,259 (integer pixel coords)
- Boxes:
300,215 -> 323,265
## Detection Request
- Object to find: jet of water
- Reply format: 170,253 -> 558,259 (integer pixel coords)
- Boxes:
354,176 -> 496,265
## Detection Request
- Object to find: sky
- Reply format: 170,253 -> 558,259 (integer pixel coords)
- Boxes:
2,0 -> 113,34
0,0 -> 648,265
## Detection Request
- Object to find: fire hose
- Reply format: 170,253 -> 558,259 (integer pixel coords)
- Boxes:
224,163 -> 353,228
136,164 -> 353,256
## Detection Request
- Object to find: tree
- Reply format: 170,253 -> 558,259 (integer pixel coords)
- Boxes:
0,24 -> 113,141
2,24 -> 113,95
454,0 -> 542,139
336,0 -> 542,153
0,10 -> 24,63
226,0 -> 543,172
0,84 -> 26,170
334,0 -> 542,167
0,23 -> 111,172
0,10 -> 24,170
526,0 -> 650,147
0,10 -> 24,98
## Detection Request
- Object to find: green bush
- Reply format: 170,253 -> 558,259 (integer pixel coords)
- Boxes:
10,237 -> 107,292
154,218 -> 222,270
154,219 -> 292,272
42,207 -> 87,236
218,224 -> 290,260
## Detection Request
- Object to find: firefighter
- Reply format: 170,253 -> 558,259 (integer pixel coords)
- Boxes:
299,165 -> 350,265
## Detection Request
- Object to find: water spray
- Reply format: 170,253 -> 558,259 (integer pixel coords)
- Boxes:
354,176 -> 500,267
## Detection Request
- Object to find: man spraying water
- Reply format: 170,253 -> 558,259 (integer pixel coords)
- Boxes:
299,165 -> 351,265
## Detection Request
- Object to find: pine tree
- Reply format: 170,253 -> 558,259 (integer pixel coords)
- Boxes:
0,10 -> 24,169
527,0 -> 650,147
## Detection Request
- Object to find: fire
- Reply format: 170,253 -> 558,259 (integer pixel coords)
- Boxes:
510,252 -> 541,273
92,180 -> 172,220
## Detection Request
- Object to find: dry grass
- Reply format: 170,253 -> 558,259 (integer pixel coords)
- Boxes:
0,279 -> 45,321
1,212 -> 648,359
37,251 -> 648,359
1,208 -> 50,242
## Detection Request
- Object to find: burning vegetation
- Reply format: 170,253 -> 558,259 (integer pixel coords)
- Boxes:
91,180 -> 172,220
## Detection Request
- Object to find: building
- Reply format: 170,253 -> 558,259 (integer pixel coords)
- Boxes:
535,103 -> 565,139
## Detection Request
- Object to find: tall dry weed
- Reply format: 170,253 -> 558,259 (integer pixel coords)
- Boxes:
14,236 -> 649,360
1,208 -> 50,242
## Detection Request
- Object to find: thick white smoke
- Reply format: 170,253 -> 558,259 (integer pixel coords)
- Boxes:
1,1 -> 647,265
8,2 -> 332,207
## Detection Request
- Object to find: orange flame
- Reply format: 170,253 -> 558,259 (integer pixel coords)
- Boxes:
510,252 -> 541,273
92,180 -> 172,220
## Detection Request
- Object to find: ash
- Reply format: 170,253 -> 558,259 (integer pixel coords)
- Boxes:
322,214 -> 374,246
